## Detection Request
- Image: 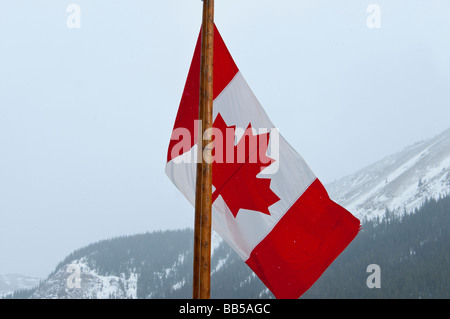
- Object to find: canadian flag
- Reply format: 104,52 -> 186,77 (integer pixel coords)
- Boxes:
166,25 -> 361,299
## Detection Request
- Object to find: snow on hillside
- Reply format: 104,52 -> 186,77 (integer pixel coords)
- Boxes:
326,128 -> 450,221
30,257 -> 138,299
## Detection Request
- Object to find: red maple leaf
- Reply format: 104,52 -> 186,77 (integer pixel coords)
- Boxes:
211,113 -> 280,218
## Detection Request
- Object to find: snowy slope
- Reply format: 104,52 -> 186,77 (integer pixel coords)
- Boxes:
25,230 -> 197,299
30,258 -> 138,299
326,127 -> 450,221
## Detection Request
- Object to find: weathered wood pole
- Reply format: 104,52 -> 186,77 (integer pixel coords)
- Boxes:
193,0 -> 214,300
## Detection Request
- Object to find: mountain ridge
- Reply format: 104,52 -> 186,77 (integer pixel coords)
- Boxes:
326,127 -> 450,221
4,126 -> 450,299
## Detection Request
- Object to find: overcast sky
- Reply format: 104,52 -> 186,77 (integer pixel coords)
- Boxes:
1,0 -> 449,278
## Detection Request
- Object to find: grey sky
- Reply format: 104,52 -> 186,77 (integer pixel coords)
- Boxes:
1,0 -> 449,277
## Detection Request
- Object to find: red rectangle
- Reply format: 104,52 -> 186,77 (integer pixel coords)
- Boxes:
246,179 -> 361,299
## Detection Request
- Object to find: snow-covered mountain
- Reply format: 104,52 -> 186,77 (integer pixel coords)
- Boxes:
27,230 -> 196,299
18,229 -> 267,299
8,126 -> 450,299
327,127 -> 450,221
29,257 -> 139,299
0,274 -> 41,297
16,229 -> 264,299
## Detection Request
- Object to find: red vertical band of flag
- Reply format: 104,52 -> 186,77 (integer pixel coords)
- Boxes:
167,27 -> 238,164
246,179 -> 360,298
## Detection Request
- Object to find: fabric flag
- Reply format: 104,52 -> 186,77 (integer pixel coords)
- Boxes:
166,25 -> 361,299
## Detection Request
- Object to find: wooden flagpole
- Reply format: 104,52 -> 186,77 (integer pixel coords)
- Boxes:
193,0 -> 214,299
